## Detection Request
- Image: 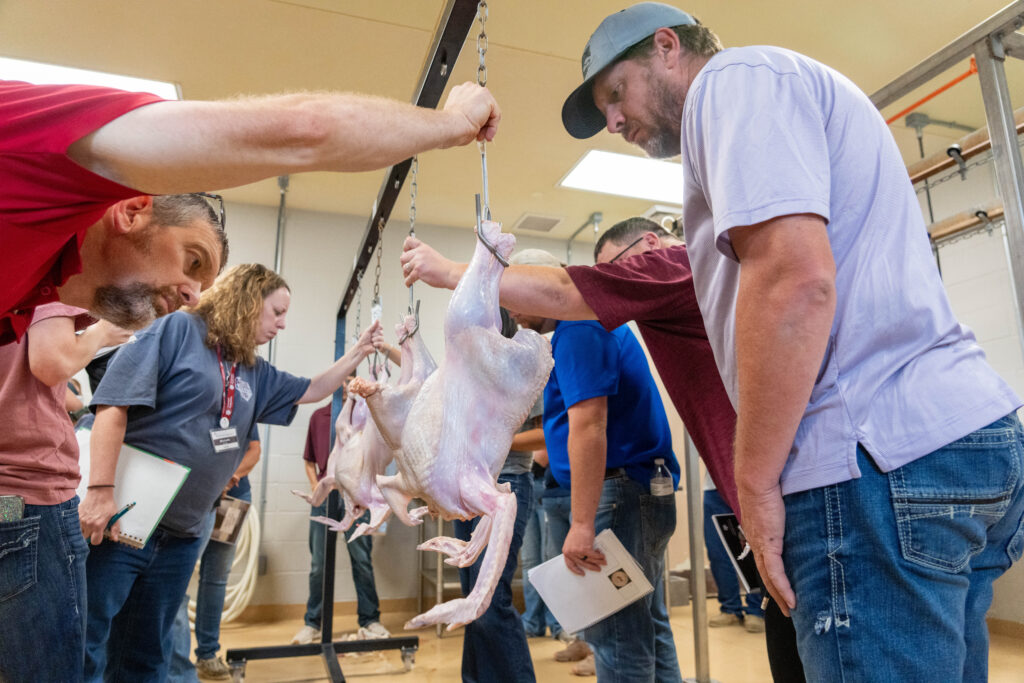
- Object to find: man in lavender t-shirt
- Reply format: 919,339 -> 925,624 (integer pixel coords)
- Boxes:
559,3 -> 1024,681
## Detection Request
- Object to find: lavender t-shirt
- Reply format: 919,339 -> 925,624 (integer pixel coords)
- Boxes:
680,46 -> 1021,495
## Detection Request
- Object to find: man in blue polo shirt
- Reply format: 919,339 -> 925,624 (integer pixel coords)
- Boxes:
507,248 -> 682,682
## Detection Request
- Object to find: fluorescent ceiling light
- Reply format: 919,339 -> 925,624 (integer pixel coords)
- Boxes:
0,56 -> 180,99
559,150 -> 683,205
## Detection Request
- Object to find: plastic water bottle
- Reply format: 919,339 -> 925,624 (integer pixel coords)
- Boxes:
650,458 -> 674,496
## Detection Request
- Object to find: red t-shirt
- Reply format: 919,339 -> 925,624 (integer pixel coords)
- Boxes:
304,404 -> 334,481
0,302 -> 94,504
567,245 -> 741,518
0,80 -> 164,345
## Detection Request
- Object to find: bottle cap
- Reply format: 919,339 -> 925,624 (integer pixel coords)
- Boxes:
654,457 -> 664,465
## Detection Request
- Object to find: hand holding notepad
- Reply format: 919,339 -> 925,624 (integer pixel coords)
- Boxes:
76,429 -> 190,549
527,528 -> 653,634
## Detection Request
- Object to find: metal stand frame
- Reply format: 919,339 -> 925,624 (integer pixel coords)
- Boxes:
872,1 -> 1024,325
226,2 -> 482,679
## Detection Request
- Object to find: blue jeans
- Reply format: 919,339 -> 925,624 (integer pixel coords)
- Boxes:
583,475 -> 681,683
168,510 -> 217,682
85,527 -> 206,682
305,504 -> 380,629
783,414 -> 1024,683
453,472 -> 536,683
0,496 -> 89,682
520,473 -> 558,636
541,492 -> 572,639
703,487 -> 763,618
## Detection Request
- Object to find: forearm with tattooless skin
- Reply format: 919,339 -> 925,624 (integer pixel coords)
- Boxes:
567,397 -> 609,530
731,216 -> 836,497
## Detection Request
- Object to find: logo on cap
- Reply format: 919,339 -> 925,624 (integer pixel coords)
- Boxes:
582,45 -> 592,76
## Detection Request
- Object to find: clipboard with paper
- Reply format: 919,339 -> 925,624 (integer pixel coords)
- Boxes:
76,428 -> 190,549
527,528 -> 653,634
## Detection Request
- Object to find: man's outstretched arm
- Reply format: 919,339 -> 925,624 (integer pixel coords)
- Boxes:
67,83 -> 500,194
400,235 -> 598,321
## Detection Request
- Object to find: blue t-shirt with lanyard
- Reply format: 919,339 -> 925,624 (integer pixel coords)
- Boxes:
92,311 -> 309,536
542,320 -> 679,490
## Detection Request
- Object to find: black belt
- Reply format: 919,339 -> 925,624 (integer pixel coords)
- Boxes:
604,467 -> 626,480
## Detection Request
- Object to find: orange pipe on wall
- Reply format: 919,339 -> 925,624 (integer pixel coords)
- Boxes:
885,57 -> 978,125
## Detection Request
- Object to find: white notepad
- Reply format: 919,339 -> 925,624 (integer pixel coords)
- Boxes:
76,428 -> 190,549
527,528 -> 654,634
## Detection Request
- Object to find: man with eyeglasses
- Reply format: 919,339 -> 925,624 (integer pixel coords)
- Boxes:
401,216 -> 806,680
505,247 -> 681,681
0,78 -> 500,346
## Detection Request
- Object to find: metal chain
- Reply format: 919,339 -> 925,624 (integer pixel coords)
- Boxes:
476,1 -> 488,87
372,217 -> 384,307
409,157 -> 418,237
933,217 -> 1006,249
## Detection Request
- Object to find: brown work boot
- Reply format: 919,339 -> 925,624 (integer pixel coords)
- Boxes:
571,654 -> 596,676
744,614 -> 766,633
554,638 -> 591,662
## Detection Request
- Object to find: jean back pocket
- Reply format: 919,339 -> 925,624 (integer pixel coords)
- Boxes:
0,516 -> 39,601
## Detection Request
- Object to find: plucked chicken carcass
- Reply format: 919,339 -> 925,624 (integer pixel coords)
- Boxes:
353,219 -> 553,630
293,314 -> 434,540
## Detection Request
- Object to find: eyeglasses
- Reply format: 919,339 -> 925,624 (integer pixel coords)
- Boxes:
192,192 -> 226,229
607,235 -> 645,263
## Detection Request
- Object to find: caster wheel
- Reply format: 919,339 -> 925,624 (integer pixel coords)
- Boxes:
401,647 -> 417,672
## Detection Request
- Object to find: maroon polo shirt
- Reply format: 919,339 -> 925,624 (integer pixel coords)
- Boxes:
567,244 -> 741,518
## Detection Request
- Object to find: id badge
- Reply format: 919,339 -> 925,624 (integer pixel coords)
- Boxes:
210,426 -> 240,453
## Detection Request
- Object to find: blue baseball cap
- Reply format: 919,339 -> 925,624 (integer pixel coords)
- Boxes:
561,3 -> 696,139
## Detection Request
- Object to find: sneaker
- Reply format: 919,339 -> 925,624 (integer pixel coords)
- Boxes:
571,653 -> 596,676
554,638 -> 590,662
358,621 -> 391,639
195,656 -> 231,681
291,624 -> 321,644
554,629 -> 574,644
744,614 -> 766,633
709,612 -> 742,628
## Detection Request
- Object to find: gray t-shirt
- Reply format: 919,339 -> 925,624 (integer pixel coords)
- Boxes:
500,395 -> 543,477
93,311 -> 309,536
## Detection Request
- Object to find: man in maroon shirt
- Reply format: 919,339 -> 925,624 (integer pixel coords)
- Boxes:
400,217 -> 739,516
1,79 -> 501,345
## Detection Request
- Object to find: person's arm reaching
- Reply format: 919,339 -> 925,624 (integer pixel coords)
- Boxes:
562,396 -> 610,576
226,440 -> 261,491
729,213 -> 836,615
79,405 -> 131,544
510,427 -> 545,452
27,318 -> 133,386
298,321 -> 383,404
67,83 -> 500,194
401,236 -> 598,322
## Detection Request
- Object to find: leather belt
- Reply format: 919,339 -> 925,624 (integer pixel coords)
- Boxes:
604,467 -> 626,480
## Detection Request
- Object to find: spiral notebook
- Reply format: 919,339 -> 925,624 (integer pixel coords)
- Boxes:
76,428 -> 191,549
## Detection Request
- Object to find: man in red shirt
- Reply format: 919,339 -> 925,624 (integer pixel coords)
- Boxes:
1,79 -> 501,345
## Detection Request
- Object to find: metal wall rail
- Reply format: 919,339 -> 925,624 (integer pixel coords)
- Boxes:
871,0 -> 1024,329
928,203 -> 1004,242
906,107 -> 1024,185
336,0 -> 481,320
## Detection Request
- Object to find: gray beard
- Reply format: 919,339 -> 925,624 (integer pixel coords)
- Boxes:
642,80 -> 683,159
91,283 -> 161,329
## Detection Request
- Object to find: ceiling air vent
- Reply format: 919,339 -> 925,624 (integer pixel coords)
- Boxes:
511,213 -> 563,233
